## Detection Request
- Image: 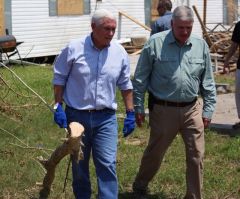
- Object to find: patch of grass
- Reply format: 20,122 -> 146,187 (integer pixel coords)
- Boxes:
214,72 -> 235,86
0,65 -> 240,198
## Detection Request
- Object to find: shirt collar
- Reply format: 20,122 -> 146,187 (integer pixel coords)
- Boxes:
164,11 -> 172,16
167,31 -> 192,46
89,33 -> 111,50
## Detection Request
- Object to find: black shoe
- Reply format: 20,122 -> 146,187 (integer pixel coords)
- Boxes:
232,122 -> 240,129
132,182 -> 148,199
133,192 -> 147,199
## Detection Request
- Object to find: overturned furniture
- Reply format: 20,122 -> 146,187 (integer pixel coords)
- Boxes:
38,122 -> 85,199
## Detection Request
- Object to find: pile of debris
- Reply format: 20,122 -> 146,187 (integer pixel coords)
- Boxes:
193,5 -> 238,73
204,24 -> 238,72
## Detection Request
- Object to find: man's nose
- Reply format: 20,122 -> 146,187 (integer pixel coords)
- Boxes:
182,28 -> 189,35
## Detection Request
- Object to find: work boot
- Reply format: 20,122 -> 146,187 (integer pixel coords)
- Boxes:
132,181 -> 148,199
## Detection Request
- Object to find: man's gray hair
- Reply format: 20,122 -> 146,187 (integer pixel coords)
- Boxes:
172,6 -> 194,21
91,9 -> 116,26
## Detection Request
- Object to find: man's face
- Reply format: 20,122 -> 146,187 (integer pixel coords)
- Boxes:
171,19 -> 193,46
91,18 -> 116,49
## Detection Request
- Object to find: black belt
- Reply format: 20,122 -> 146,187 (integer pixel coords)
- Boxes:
66,106 -> 114,112
154,98 -> 197,107
81,108 -> 113,112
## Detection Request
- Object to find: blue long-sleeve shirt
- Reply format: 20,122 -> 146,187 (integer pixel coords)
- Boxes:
151,11 -> 172,35
53,34 -> 133,110
132,30 -> 216,119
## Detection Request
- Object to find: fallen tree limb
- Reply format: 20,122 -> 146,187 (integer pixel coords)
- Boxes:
38,122 -> 84,199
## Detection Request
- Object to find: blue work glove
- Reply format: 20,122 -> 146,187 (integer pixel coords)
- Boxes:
54,103 -> 67,128
122,110 -> 135,137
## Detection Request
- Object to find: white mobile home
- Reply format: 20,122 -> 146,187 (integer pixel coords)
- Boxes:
0,0 -> 238,59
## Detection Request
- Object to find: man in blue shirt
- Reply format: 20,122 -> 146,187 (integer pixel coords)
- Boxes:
132,6 -> 216,199
52,9 -> 135,199
150,0 -> 173,35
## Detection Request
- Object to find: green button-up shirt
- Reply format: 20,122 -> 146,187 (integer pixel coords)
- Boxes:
132,30 -> 216,119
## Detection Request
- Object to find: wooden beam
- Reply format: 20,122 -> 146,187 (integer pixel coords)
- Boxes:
203,0 -> 207,26
118,11 -> 151,32
226,0 -> 236,24
192,5 -> 216,53
0,0 -> 5,35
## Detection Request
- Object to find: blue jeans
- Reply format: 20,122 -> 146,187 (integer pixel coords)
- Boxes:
65,106 -> 118,199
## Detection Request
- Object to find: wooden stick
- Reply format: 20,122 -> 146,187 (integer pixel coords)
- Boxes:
62,156 -> 71,193
130,49 -> 142,55
10,143 -> 53,152
192,5 -> 216,53
118,11 -> 151,32
0,62 -> 54,113
203,0 -> 207,26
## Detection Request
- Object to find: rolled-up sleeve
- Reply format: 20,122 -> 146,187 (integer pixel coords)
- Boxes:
52,46 -> 73,86
117,53 -> 133,90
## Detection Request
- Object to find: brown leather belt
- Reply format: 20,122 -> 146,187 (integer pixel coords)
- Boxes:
154,98 -> 197,107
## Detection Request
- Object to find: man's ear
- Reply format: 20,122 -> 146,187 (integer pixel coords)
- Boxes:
91,23 -> 95,30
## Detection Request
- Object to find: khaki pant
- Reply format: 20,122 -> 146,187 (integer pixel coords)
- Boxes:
133,100 -> 204,199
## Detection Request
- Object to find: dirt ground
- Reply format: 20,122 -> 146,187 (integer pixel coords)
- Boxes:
211,93 -> 238,127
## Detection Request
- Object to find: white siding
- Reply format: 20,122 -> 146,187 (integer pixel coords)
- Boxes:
191,0 -> 224,36
172,0 -> 224,37
11,0 -> 224,59
11,0 -> 149,58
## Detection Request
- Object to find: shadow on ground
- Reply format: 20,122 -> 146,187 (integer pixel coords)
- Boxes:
209,123 -> 240,137
119,191 -> 170,199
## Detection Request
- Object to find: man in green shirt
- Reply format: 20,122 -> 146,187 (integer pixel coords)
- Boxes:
132,6 -> 216,199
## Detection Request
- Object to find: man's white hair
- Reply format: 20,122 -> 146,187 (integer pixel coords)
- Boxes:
172,6 -> 194,21
91,9 -> 116,26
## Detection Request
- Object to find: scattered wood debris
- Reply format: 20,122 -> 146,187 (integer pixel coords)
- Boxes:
121,36 -> 147,54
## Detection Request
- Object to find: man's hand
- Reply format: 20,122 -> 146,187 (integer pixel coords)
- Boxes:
122,110 -> 135,137
135,113 -> 145,127
202,117 -> 211,129
54,103 -> 67,128
223,60 -> 230,74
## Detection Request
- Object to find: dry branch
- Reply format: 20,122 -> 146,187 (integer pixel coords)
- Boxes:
38,122 -> 85,199
0,74 -> 36,98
